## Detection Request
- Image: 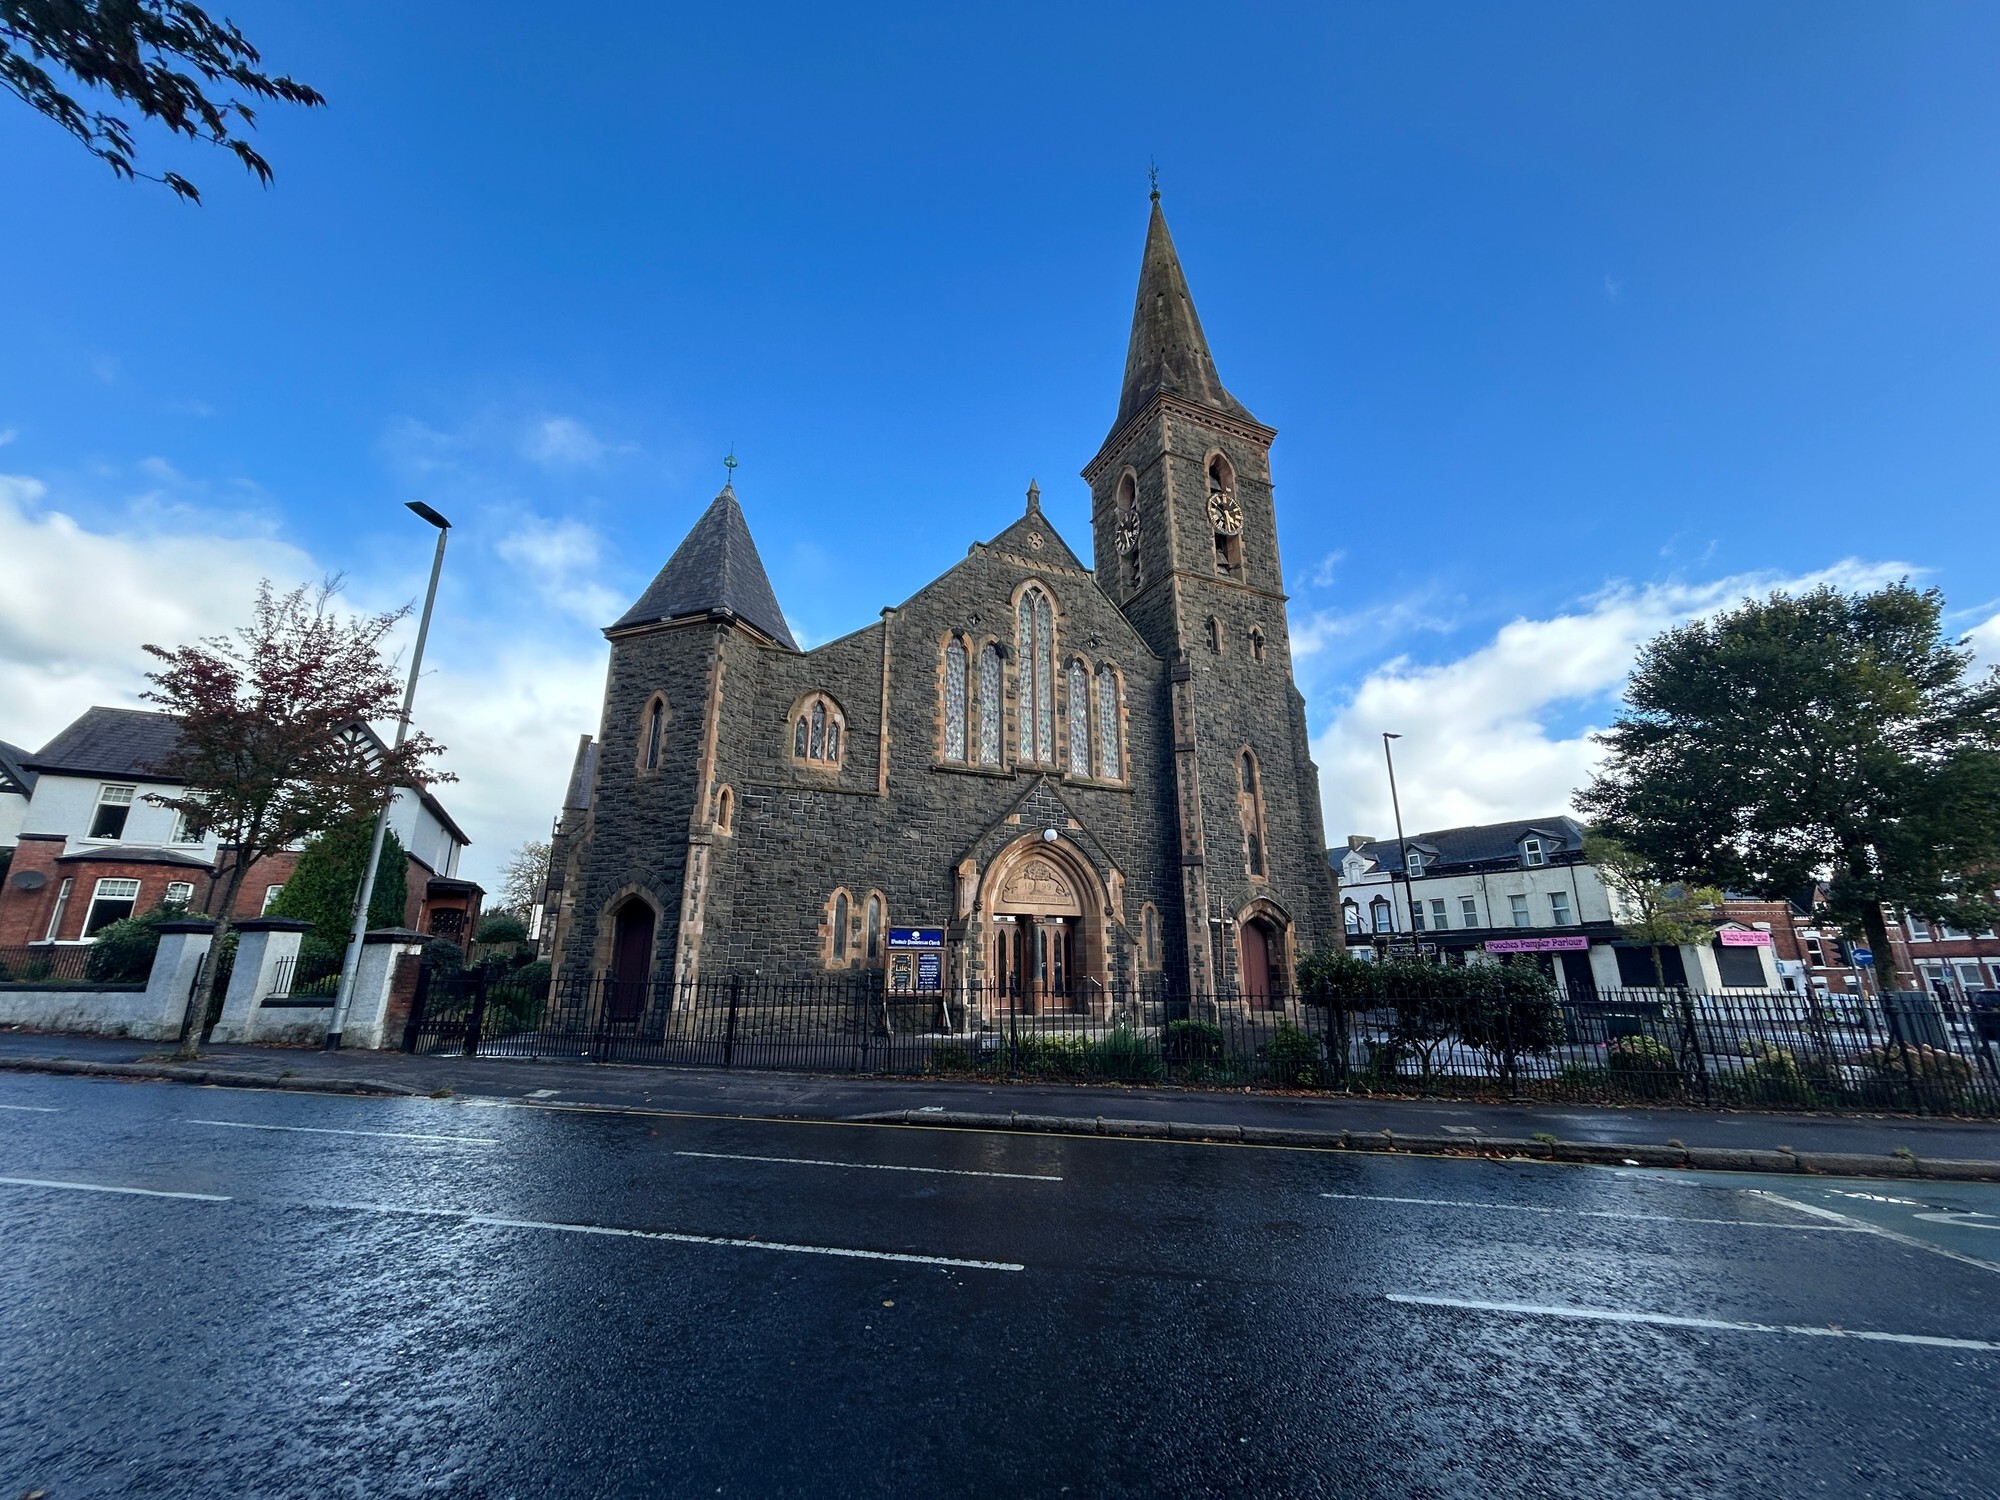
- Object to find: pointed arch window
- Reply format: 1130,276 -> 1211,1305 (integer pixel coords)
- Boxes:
637,694 -> 668,772
1209,452 -> 1243,578
865,892 -> 883,962
1238,749 -> 1269,880
1141,903 -> 1161,969
1248,626 -> 1266,663
831,890 -> 850,962
977,645 -> 1002,766
1067,661 -> 1090,776
1016,586 -> 1055,764
792,694 -> 844,770
1096,665 -> 1121,780
1114,470 -> 1141,593
944,638 -> 969,762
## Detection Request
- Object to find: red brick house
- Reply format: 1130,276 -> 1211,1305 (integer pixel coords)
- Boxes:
0,707 -> 480,950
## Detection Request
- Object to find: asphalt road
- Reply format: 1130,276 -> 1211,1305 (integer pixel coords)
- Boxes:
2,1073 -> 1997,1499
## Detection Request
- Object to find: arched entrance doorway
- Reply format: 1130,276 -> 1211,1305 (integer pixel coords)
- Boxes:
980,838 -> 1106,1014
608,898 -> 656,1022
1236,899 -> 1292,1011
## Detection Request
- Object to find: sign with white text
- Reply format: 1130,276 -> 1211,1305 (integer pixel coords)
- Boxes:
1717,929 -> 1773,947
1484,936 -> 1591,954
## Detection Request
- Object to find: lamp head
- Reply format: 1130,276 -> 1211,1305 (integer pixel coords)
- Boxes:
406,501 -> 452,530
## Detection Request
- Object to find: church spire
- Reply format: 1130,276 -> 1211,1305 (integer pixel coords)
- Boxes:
1109,194 -> 1254,437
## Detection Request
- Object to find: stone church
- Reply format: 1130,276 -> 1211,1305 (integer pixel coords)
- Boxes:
546,193 -> 1337,1015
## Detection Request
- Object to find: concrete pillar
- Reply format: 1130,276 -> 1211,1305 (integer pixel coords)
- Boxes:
341,927 -> 428,1049
1681,941 -> 1724,996
1587,942 -> 1623,994
210,918 -> 312,1044
146,920 -> 215,1041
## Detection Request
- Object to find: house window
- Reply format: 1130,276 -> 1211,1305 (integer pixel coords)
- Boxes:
1406,852 -> 1425,877
977,646 -> 1002,766
1509,893 -> 1531,927
261,884 -> 283,913
1344,901 -> 1362,937
171,796 -> 209,845
1371,897 -> 1393,934
943,638 -> 969,762
1412,902 -> 1426,932
1907,913 -> 1931,942
90,784 -> 136,840
44,877 -> 73,942
1096,665 -> 1120,780
84,878 -> 141,936
1460,896 -> 1479,928
1067,661 -> 1090,776
1549,891 -> 1573,925
1521,838 -> 1547,868
164,881 -> 195,909
1016,585 -> 1056,764
792,695 -> 844,769
1804,935 -> 1827,967
1430,899 -> 1448,929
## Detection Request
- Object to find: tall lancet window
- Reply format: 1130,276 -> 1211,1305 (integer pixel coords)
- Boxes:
1067,661 -> 1090,776
977,645 -> 1002,766
1016,586 -> 1055,763
944,639 -> 968,762
1096,665 -> 1121,780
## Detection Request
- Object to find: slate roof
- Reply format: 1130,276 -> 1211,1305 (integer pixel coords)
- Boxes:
1110,194 -> 1257,437
0,738 -> 35,795
611,486 -> 798,649
1337,815 -> 1587,876
562,735 -> 598,812
26,707 -> 183,781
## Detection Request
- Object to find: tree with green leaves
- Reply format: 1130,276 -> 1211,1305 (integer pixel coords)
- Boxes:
1577,583 -> 2000,990
1583,834 -> 1723,989
144,580 -> 449,1059
2,0 -> 323,202
266,818 -> 408,963
493,837 -> 551,919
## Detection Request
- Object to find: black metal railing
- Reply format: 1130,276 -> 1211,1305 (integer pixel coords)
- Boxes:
397,972 -> 2000,1116
0,944 -> 96,985
266,947 -> 344,1001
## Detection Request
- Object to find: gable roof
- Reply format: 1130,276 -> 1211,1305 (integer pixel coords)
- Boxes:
1337,816 -> 1587,877
610,486 -> 798,649
562,735 -> 597,812
0,739 -> 35,796
27,707 -> 183,781
1110,193 -> 1257,438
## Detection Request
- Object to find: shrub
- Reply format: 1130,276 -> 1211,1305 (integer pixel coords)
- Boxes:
1554,1063 -> 1612,1096
1858,1044 -> 1974,1091
422,937 -> 466,975
1163,1019 -> 1225,1064
85,906 -> 208,983
928,1043 -> 976,1074
1008,1033 -> 1090,1076
483,961 -> 551,1033
1736,1042 -> 1819,1107
1263,1024 -> 1327,1088
1605,1034 -> 1683,1099
1087,1027 -> 1164,1083
475,912 -> 530,945
266,819 -> 408,938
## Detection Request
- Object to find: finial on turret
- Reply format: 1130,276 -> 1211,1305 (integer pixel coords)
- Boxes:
1026,479 -> 1041,514
1148,158 -> 1159,202
722,448 -> 738,492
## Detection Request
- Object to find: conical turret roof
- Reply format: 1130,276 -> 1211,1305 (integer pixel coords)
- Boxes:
610,486 -> 798,649
1110,194 -> 1255,435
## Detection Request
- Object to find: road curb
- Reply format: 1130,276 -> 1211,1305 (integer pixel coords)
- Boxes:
0,1055 -> 420,1098
854,1107 -> 2000,1182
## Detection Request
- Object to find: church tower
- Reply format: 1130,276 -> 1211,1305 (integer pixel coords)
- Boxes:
1083,191 -> 1337,997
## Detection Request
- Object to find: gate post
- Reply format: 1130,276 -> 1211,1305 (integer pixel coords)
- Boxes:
401,966 -> 434,1052
722,975 -> 741,1070
463,973 -> 488,1059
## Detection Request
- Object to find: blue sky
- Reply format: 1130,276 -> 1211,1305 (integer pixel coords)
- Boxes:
4,2 -> 1998,882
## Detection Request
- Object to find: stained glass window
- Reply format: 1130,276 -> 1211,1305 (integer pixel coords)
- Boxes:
1097,665 -> 1119,780
1017,587 -> 1055,762
944,639 -> 968,762
978,646 -> 1001,766
833,892 -> 848,959
826,719 -> 840,760
1067,662 -> 1089,776
810,702 -> 826,759
794,716 -> 808,758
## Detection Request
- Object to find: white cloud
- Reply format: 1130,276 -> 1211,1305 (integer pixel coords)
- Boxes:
1312,558 -> 1915,847
523,416 -> 609,469
0,469 -> 605,889
1604,274 -> 1623,302
0,428 -> 17,447
1968,610 -> 2000,674
496,515 -> 625,623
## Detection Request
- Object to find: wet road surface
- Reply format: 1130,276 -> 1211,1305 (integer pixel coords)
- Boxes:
2,1072 -> 1996,1498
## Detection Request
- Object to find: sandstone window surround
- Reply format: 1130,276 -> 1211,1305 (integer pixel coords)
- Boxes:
1140,902 -> 1161,970
825,888 -> 852,967
713,784 -> 734,835
1096,664 -> 1123,780
635,693 -> 669,773
1207,451 -> 1243,579
1015,584 -> 1057,765
940,633 -> 1006,770
1067,660 -> 1090,777
791,694 -> 845,772
1238,749 -> 1269,881
1248,625 -> 1266,663
1114,469 -> 1142,594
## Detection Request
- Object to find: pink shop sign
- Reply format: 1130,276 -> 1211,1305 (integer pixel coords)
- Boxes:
1718,928 -> 1773,947
1484,936 -> 1591,953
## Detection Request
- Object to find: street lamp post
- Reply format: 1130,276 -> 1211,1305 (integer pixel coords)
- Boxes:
325,502 -> 451,1048
1382,732 -> 1417,951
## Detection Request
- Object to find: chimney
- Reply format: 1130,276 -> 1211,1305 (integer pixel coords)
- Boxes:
1347,835 -> 1374,851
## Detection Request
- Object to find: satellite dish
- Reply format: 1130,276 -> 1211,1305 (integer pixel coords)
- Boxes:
10,870 -> 47,891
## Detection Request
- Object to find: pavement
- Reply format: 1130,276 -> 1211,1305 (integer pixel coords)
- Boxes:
5,1027 -> 2000,1177
1,1066 -> 1997,1498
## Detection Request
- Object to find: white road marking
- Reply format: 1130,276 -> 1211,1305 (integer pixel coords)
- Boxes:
0,1103 -> 60,1112
1319,1191 -> 1863,1232
1749,1189 -> 2000,1275
316,1198 -> 1023,1271
186,1119 -> 499,1145
1913,1212 -> 2000,1231
0,1174 -> 230,1202
1387,1293 -> 2000,1352
675,1149 -> 1061,1182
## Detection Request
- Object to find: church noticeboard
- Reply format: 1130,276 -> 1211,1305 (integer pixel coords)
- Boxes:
887,927 -> 945,994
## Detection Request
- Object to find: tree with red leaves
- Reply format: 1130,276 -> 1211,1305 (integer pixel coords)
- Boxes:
142,581 -> 450,1059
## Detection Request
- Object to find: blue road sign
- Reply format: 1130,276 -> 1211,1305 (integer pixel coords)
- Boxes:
1851,947 -> 1874,966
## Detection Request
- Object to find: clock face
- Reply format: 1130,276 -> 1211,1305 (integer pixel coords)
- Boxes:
1114,508 -> 1140,554
1208,491 -> 1244,537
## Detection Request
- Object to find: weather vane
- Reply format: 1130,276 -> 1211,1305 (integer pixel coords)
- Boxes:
723,449 -> 738,486
1148,158 -> 1159,199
